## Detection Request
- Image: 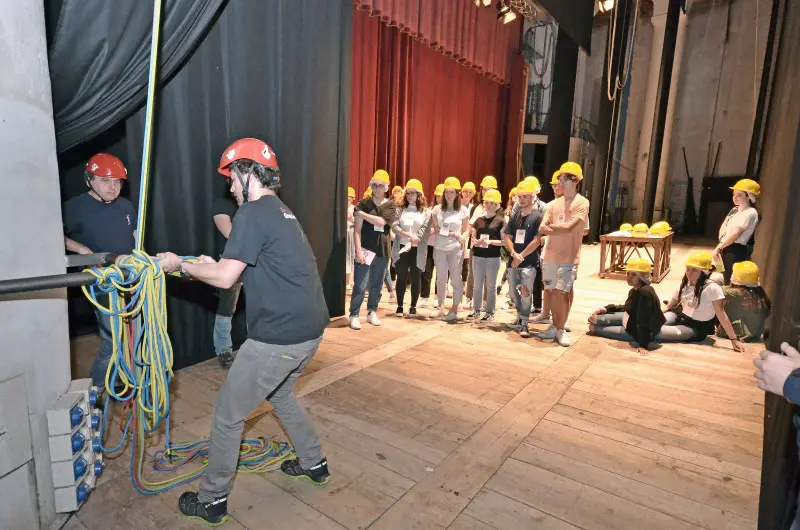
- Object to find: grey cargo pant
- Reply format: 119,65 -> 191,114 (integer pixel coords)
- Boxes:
198,336 -> 324,502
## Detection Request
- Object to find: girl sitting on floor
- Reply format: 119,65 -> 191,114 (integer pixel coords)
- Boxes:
716,260 -> 771,342
589,251 -> 745,353
588,257 -> 665,355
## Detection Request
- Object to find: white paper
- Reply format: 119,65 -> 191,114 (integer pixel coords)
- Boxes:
479,234 -> 489,241
399,242 -> 412,255
439,225 -> 450,236
514,229 -> 526,245
373,222 -> 384,232
360,248 -> 376,265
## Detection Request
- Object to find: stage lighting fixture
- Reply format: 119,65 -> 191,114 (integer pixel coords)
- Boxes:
598,0 -> 615,13
497,1 -> 517,24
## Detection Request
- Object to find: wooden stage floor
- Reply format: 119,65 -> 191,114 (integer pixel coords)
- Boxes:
67,241 -> 764,530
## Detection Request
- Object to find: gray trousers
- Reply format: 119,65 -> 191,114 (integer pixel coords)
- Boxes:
198,336 -> 324,502
434,247 -> 463,309
472,256 -> 500,314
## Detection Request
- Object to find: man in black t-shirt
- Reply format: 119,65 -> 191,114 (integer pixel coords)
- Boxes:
211,195 -> 241,368
158,138 -> 330,526
62,153 -> 137,388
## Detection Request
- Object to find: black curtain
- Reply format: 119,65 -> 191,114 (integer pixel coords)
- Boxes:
122,0 -> 351,369
48,0 -> 226,151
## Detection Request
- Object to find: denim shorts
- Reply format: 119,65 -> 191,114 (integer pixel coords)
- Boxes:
542,261 -> 577,292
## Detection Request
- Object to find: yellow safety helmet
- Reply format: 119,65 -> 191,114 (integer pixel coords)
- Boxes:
632,223 -> 649,233
405,179 -> 424,193
392,185 -> 403,195
482,189 -> 502,204
443,176 -> 462,190
522,176 -> 541,194
651,221 -> 671,232
363,187 -> 372,198
554,161 -> 584,181
516,180 -> 539,195
550,171 -> 561,185
649,224 -> 669,236
434,183 -> 444,196
619,223 -> 634,231
625,257 -> 652,274
372,169 -> 390,184
347,186 -> 355,199
509,186 -> 518,198
462,181 -> 476,193
480,175 -> 498,189
732,261 -> 760,286
730,178 -> 760,197
685,250 -> 714,271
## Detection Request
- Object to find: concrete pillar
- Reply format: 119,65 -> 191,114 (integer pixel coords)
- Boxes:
653,8 -> 688,221
0,1 -> 72,528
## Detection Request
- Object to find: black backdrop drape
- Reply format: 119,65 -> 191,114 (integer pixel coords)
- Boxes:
53,0 -> 351,369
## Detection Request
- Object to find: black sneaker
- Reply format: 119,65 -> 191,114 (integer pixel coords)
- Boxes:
519,324 -> 531,338
281,458 -> 330,486
466,311 -> 479,320
480,313 -> 494,323
218,350 -> 234,369
395,307 -> 404,317
178,491 -> 229,526
408,307 -> 417,316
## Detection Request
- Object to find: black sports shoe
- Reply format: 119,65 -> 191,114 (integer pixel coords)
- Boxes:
281,458 -> 330,486
395,307 -> 404,317
178,492 -> 229,526
218,350 -> 234,369
480,313 -> 494,323
466,311 -> 479,320
408,307 -> 417,316
519,324 -> 531,338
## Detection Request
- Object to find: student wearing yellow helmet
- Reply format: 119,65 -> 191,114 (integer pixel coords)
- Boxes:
587,257 -> 666,355
431,177 -> 470,321
507,176 -> 548,316
392,185 -> 404,206
464,176 -> 501,310
716,261 -> 771,342
460,180 -> 479,308
714,178 -> 761,285
420,183 -> 445,307
658,251 -> 745,351
468,188 -> 505,322
390,179 -> 432,317
348,169 -> 399,330
536,161 -> 590,347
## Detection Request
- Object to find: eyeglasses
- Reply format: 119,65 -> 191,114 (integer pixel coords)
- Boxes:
370,182 -> 387,189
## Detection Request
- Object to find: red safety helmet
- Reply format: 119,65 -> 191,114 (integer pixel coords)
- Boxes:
218,138 -> 279,177
85,153 -> 127,179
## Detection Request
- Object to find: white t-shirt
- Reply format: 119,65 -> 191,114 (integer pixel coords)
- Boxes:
672,281 -> 725,322
397,206 -> 425,246
434,205 -> 468,252
721,207 -> 758,245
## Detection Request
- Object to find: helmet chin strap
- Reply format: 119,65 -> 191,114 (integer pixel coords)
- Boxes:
85,176 -> 114,204
232,166 -> 251,203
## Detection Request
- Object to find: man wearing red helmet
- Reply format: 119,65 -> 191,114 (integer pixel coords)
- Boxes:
157,138 -> 330,526
62,153 -> 137,388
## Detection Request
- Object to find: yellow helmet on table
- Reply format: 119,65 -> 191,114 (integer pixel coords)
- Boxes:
405,179 -> 424,193
732,261 -> 760,286
632,223 -> 649,234
619,223 -> 634,231
434,184 -> 444,196
480,175 -> 498,189
347,186 -> 355,199
554,161 -> 584,181
625,257 -> 652,274
685,250 -> 714,271
649,224 -> 670,236
443,176 -> 462,190
651,221 -> 671,232
730,179 -> 761,196
462,181 -> 476,193
482,189 -> 502,204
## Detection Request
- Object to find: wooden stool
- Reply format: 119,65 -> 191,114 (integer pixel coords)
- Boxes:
598,232 -> 673,283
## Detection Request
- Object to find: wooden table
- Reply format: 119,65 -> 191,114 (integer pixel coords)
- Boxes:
598,231 -> 673,283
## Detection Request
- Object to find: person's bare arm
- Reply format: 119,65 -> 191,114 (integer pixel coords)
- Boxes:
65,236 -> 92,255
353,216 -> 365,263
713,299 -> 745,352
213,214 -> 233,239
182,258 -> 246,289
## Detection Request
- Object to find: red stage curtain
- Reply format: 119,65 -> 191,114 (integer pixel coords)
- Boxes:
349,8 -> 518,199
353,0 -> 520,83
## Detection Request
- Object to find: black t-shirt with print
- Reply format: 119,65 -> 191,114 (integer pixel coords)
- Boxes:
355,197 -> 397,258
222,195 -> 329,345
503,209 -> 543,268
471,213 -> 505,258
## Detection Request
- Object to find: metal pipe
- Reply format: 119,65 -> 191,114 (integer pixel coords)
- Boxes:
641,0 -> 681,225
0,272 -> 99,296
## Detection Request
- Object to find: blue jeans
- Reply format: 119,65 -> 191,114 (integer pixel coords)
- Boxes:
591,311 -> 700,343
213,283 -> 242,356
508,266 -> 537,322
349,257 -> 389,317
472,256 -> 500,314
90,301 -> 114,388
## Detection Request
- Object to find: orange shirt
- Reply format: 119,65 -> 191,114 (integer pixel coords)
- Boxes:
542,194 -> 590,265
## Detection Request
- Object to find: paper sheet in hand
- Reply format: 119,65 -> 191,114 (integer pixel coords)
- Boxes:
399,242 -> 412,254
360,248 -> 376,265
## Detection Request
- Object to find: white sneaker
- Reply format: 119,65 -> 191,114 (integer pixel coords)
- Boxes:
444,311 -> 459,322
538,325 -> 557,340
557,329 -> 572,347
430,308 -> 445,319
529,314 -> 552,325
367,312 -> 382,326
349,317 -> 362,330
465,298 -> 473,309
418,298 -> 428,308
